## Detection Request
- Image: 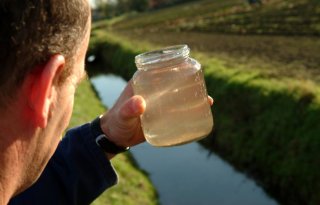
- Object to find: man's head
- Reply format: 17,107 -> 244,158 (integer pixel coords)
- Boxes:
0,0 -> 90,106
0,0 -> 91,199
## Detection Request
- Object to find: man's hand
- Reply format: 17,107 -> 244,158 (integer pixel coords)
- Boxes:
100,80 -> 215,149
100,80 -> 146,148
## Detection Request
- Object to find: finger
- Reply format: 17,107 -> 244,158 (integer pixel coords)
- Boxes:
112,80 -> 135,107
119,95 -> 146,121
208,96 -> 214,106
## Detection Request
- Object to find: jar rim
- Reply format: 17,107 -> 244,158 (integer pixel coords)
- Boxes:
135,45 -> 190,68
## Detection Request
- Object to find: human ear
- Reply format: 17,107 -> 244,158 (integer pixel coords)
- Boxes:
27,55 -> 65,128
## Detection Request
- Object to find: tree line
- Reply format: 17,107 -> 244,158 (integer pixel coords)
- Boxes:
94,0 -> 275,19
95,0 -> 196,18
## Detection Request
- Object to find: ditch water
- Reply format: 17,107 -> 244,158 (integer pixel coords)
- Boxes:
90,74 -> 279,205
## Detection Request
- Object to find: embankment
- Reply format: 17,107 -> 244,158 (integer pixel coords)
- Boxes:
87,30 -> 320,205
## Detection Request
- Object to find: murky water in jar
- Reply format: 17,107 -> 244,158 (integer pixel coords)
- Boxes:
133,64 -> 213,146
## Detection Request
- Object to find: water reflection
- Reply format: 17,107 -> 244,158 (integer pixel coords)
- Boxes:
131,142 -> 277,205
90,74 -> 278,205
90,74 -> 126,108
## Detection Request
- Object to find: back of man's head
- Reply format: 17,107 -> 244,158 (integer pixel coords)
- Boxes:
0,0 -> 90,107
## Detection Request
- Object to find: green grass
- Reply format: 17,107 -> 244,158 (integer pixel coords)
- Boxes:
87,29 -> 320,205
68,80 -> 105,128
111,30 -> 320,82
88,1 -> 320,203
94,0 -> 320,83
69,79 -> 158,205
108,0 -> 320,36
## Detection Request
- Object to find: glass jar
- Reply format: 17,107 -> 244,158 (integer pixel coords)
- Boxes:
133,45 -> 213,147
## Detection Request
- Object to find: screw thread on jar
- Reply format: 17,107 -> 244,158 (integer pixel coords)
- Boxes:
135,45 -> 190,70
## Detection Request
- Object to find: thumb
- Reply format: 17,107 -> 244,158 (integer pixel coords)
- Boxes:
119,95 -> 146,121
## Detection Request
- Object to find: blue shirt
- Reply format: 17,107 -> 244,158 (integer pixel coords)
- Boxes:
9,123 -> 118,205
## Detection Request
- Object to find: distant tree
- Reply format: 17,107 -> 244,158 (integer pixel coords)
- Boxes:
149,0 -> 169,9
131,0 -> 149,12
149,0 -> 196,9
116,0 -> 131,13
247,0 -> 262,6
95,0 -> 150,18
97,0 -> 189,17
173,0 -> 195,3
95,0 -> 119,18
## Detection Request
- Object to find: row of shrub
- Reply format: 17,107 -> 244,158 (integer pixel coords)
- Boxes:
87,30 -> 320,205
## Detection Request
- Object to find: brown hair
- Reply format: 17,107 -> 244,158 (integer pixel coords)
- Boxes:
0,0 -> 90,107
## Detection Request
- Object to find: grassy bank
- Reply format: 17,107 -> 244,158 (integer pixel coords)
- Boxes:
94,0 -> 320,82
69,79 -> 158,205
89,0 -> 320,203
109,0 -> 320,36
87,29 -> 320,205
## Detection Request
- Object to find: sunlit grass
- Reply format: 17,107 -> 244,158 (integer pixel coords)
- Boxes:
110,0 -> 320,35
88,28 -> 320,204
68,79 -> 105,128
97,0 -> 320,83
87,0 -> 320,202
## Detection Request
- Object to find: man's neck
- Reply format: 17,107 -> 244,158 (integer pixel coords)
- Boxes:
0,102 -> 38,204
0,123 -> 24,205
0,181 -> 11,205
0,149 -> 19,205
